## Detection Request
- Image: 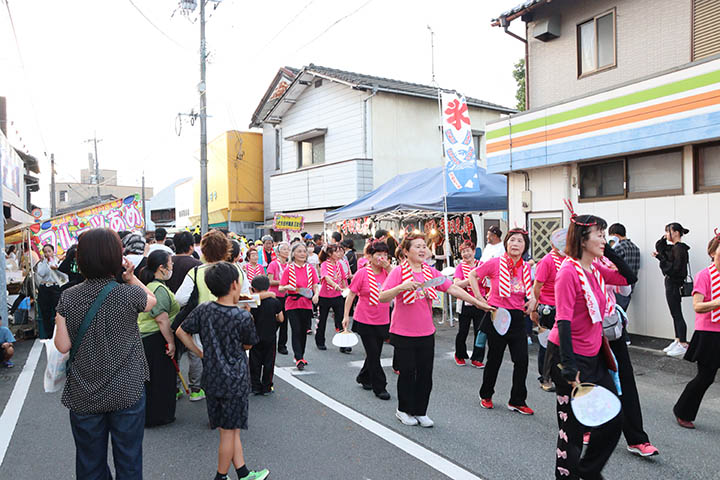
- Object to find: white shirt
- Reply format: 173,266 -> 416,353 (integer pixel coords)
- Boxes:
36,258 -> 62,285
148,243 -> 174,255
480,241 -> 505,263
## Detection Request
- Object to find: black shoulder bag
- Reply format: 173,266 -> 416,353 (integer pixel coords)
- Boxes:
680,262 -> 694,297
171,266 -> 200,331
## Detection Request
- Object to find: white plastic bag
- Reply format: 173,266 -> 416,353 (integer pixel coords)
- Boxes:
41,328 -> 69,393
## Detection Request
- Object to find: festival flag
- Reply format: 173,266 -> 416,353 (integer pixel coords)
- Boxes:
440,92 -> 480,193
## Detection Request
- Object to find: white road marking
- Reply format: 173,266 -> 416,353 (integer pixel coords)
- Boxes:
274,367 -> 485,480
348,357 -> 393,368
0,340 -> 43,466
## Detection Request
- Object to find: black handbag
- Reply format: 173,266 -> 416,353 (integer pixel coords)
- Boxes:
680,262 -> 694,297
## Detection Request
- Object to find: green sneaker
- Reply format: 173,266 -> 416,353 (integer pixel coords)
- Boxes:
239,469 -> 269,480
176,389 -> 184,400
189,389 -> 206,402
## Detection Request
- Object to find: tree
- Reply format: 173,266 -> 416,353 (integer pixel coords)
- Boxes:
513,58 -> 526,111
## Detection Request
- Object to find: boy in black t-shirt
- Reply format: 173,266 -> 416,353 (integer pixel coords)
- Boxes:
249,275 -> 284,395
176,262 -> 269,480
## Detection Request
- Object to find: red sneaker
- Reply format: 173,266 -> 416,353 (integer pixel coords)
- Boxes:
508,404 -> 534,415
454,356 -> 466,366
627,442 -> 659,457
676,416 -> 695,429
480,398 -> 494,409
470,360 -> 485,369
583,432 -> 590,445
301,358 -> 308,366
296,360 -> 304,371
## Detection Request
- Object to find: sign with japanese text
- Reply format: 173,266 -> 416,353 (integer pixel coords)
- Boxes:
441,92 -> 480,193
30,194 -> 145,256
0,129 -> 23,200
274,213 -> 304,231
338,217 -> 373,236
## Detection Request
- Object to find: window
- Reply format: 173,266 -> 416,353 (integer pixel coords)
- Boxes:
695,142 -> 720,191
577,10 -> 616,77
579,149 -> 683,201
579,159 -> 624,200
693,0 -> 720,61
178,208 -> 190,217
59,190 -> 67,202
529,215 -> 562,260
472,132 -> 483,161
298,136 -> 325,168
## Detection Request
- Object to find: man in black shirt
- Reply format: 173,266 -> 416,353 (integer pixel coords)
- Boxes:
168,231 -> 202,293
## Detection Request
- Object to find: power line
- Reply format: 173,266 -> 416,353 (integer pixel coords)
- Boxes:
294,0 -> 375,54
127,0 -> 188,49
259,0 -> 317,52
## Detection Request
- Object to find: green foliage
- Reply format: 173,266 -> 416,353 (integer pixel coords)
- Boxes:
513,58 -> 526,111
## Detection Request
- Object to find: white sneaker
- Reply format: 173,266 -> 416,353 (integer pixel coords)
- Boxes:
663,340 -> 678,353
415,415 -> 434,428
396,410 -> 418,426
667,342 -> 688,358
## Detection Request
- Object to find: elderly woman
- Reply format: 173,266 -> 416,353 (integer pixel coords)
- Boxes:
54,228 -> 156,479
267,242 -> 291,355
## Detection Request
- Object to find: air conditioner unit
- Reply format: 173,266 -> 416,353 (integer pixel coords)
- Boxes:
534,15 -> 560,41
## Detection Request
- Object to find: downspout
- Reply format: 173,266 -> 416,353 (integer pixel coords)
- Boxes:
500,17 -> 529,110
362,86 -> 378,158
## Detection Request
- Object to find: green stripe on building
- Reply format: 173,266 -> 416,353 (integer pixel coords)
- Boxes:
487,69 -> 720,140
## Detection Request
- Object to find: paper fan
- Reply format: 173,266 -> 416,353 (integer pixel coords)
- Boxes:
492,308 -> 511,335
537,328 -> 550,348
297,287 -> 314,298
571,383 -> 621,427
332,331 -> 359,348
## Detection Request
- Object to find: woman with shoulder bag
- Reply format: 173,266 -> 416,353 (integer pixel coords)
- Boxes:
54,228 -> 157,480
653,222 -> 691,357
545,203 -> 635,479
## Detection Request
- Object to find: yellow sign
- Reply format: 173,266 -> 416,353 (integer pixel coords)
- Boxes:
274,213 -> 304,231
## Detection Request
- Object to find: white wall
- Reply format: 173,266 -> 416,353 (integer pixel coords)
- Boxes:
269,159 -> 373,213
278,80 -> 365,171
507,147 -> 720,339
370,93 -> 503,186
174,179 -> 194,229
261,124 -> 277,221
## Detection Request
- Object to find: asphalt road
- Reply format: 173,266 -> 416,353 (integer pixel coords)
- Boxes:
1,319 -> 718,479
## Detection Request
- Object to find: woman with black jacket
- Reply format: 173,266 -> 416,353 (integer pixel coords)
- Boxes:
653,222 -> 691,358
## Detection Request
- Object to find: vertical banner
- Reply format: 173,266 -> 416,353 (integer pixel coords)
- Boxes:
441,92 -> 479,193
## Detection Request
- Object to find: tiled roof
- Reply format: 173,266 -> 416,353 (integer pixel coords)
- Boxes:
491,0 -> 549,25
306,64 -> 515,113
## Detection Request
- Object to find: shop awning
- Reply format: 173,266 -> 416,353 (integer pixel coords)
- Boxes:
188,208 -> 228,227
3,202 -> 35,230
324,167 -> 507,223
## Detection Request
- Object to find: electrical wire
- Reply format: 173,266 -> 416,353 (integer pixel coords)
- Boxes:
259,0 -> 317,52
127,0 -> 188,49
293,0 -> 375,54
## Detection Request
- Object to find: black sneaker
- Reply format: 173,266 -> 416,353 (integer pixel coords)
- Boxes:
296,360 -> 305,370
277,346 -> 288,355
317,344 -> 327,351
375,390 -> 391,400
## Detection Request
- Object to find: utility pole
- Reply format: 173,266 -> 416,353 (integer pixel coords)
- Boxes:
141,172 -> 147,233
199,0 -> 209,235
84,135 -> 103,204
50,153 -> 56,216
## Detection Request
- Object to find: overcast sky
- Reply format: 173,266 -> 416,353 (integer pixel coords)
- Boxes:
0,0 -> 525,208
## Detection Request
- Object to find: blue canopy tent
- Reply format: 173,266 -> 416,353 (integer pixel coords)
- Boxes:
324,167 -> 507,223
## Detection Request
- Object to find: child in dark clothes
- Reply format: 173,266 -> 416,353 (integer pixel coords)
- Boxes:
250,275 -> 284,395
176,262 -> 269,480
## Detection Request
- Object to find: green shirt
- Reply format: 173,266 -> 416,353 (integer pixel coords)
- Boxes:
137,281 -> 180,337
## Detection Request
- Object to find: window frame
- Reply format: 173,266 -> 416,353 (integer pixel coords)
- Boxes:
576,8 -> 617,78
578,147 -> 684,202
694,141 -> 720,193
296,135 -> 325,169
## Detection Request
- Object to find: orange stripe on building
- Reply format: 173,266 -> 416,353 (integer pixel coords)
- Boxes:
487,89 -> 720,154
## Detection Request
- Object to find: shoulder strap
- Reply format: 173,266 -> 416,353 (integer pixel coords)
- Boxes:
69,281 -> 118,364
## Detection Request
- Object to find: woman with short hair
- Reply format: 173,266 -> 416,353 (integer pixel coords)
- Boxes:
54,228 -> 157,479
453,240 -> 486,368
317,244 -> 349,352
267,242 -> 291,355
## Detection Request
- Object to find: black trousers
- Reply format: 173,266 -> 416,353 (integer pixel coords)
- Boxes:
287,308 -> 312,361
355,321 -> 389,394
538,309 -> 556,380
664,277 -> 687,342
455,305 -> 486,361
37,285 -> 61,339
609,329 -> 649,445
142,332 -> 176,427
480,309 -> 528,406
674,361 -> 719,422
547,342 -> 622,480
276,296 -> 288,349
391,334 -> 434,416
250,339 -> 276,393
317,296 -> 344,347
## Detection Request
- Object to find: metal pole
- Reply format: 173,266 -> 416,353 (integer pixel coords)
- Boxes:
199,0 -> 209,235
50,153 -> 56,217
141,172 -> 146,233
93,135 -> 100,202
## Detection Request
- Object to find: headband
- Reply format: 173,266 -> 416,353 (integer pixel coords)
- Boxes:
563,199 -> 597,227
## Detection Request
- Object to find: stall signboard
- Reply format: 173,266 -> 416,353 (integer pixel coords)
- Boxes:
338,217 -> 372,236
30,195 -> 145,255
273,213 -> 304,231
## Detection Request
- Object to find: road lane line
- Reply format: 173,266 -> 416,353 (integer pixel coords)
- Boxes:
275,367 -> 485,480
0,339 -> 42,467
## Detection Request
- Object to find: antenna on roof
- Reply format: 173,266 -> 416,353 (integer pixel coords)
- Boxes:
427,25 -> 436,86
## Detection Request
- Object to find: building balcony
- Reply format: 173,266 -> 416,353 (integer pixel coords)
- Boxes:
269,158 -> 373,213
